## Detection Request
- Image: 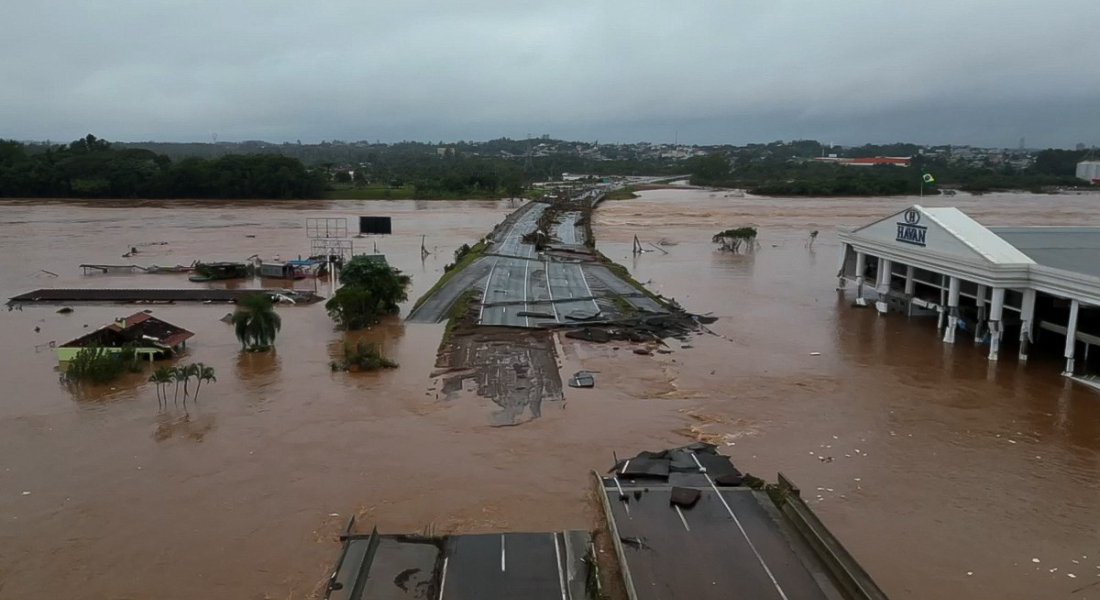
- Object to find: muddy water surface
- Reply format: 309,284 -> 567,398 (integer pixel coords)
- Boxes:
1,193 -> 1098,600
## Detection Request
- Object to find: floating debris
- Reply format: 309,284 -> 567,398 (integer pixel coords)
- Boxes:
568,371 -> 595,388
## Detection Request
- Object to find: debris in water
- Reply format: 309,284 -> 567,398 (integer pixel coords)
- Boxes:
22,491 -> 31,496
810,352 -> 821,356
1032,558 -> 1041,563
568,371 -> 595,388
633,348 -> 652,356
564,328 -> 611,343
56,307 -> 73,314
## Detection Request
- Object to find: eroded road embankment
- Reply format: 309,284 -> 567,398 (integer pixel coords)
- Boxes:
412,193 -> 700,426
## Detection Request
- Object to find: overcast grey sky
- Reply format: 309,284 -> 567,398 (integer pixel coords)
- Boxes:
1,0 -> 1097,147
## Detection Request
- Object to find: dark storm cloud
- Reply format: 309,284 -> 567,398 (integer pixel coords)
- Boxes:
1,0 -> 1097,147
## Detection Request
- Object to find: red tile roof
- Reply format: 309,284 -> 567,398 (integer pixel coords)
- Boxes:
63,312 -> 194,349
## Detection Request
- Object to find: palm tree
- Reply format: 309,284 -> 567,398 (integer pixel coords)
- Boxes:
182,363 -> 199,398
149,367 -> 173,409
230,294 -> 282,351
193,365 -> 217,401
148,371 -> 162,408
171,367 -> 187,405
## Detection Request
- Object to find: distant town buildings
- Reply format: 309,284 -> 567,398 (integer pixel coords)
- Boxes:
812,156 -> 912,167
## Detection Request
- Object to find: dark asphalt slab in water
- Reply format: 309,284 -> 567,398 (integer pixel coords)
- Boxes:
606,485 -> 833,600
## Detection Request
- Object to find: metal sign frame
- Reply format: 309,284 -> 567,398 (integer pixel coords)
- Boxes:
306,218 -> 348,239
310,239 -> 354,260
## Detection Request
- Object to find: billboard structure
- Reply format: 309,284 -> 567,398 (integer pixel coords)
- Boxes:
305,218 -> 351,291
359,216 -> 392,235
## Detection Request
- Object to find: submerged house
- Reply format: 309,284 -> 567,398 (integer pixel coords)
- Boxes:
189,262 -> 248,282
57,312 -> 194,363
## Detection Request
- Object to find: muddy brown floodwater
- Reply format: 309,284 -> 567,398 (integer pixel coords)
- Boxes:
1,193 -> 1098,600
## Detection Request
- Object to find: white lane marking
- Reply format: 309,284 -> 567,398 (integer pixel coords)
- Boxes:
612,476 -> 630,516
501,534 -> 506,571
437,556 -> 449,600
545,257 -> 559,322
478,258 -> 499,324
674,505 -> 691,531
554,533 -> 569,600
577,264 -> 599,312
693,454 -> 789,600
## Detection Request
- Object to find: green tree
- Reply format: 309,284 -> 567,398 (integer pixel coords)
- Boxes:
688,152 -> 732,184
326,257 -> 411,330
193,364 -> 217,400
66,347 -> 126,384
181,363 -> 199,399
149,366 -> 174,408
231,295 -> 282,351
170,367 -> 187,404
338,257 -> 411,313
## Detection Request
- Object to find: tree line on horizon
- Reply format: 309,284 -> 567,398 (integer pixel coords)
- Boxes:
686,147 -> 1096,196
0,135 -> 327,199
3,134 -> 1094,199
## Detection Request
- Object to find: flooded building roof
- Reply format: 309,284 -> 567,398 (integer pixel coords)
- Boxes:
989,226 -> 1100,278
60,312 -> 194,349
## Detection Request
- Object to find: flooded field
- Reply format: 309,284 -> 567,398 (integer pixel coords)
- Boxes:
1,192 -> 1099,600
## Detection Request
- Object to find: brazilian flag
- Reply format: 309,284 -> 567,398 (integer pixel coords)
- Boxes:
922,173 -> 935,185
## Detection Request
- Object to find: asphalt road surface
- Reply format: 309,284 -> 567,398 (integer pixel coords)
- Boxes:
410,187 -> 672,327
479,205 -> 601,327
605,484 -> 836,600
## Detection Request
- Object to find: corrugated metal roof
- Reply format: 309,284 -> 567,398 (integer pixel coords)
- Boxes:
921,207 -> 1035,265
990,226 -> 1100,277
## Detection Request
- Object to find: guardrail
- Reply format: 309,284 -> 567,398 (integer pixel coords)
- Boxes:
590,470 -> 640,600
773,473 -> 890,600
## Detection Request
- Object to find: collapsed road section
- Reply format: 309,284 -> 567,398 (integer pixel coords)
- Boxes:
321,445 -> 890,600
410,188 -> 704,425
324,518 -> 595,600
598,444 -> 890,600
407,191 -> 670,328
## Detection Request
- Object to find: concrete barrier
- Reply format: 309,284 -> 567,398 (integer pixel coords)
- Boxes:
591,470 -> 640,600
773,473 -> 890,600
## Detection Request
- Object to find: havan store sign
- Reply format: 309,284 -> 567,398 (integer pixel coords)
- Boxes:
896,209 -> 927,247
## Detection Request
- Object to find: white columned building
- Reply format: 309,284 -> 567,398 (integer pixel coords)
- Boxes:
837,205 -> 1100,386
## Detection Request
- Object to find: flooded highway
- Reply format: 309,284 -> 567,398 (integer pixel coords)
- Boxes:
1,192 -> 1099,599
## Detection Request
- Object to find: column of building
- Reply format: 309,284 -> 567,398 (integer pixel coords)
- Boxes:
943,276 -> 961,344
1064,300 -> 1079,375
987,287 -> 1005,361
1018,290 -> 1036,361
875,258 -> 893,314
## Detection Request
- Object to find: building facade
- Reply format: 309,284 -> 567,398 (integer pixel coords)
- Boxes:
837,206 -> 1100,383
